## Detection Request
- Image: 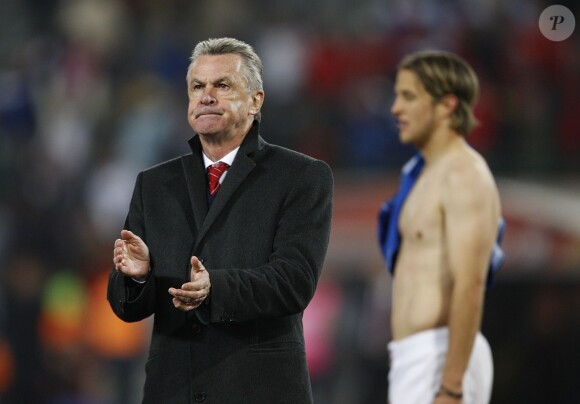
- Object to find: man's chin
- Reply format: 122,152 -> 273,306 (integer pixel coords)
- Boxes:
193,123 -> 222,136
399,133 -> 411,145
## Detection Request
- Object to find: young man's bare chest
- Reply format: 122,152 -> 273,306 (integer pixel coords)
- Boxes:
399,169 -> 444,246
392,167 -> 453,338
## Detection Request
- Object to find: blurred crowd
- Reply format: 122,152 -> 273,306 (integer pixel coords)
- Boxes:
0,0 -> 578,403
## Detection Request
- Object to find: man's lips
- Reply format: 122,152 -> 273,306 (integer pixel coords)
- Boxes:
195,109 -> 222,119
395,119 -> 408,130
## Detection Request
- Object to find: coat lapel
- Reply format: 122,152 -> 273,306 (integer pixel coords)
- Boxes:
196,154 -> 256,243
186,121 -> 264,251
181,139 -> 209,233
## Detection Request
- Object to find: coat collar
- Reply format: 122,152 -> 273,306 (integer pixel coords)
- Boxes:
186,120 -> 264,160
182,120 -> 264,250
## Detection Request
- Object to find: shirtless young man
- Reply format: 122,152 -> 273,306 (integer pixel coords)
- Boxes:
379,51 -> 503,404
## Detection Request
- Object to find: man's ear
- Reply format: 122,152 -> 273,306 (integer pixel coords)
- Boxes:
249,90 -> 265,116
439,94 -> 459,117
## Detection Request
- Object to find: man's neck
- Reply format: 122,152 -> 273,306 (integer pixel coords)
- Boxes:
419,127 -> 466,165
201,141 -> 242,162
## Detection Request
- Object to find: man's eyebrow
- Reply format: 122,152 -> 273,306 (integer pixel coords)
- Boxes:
397,89 -> 413,96
190,76 -> 234,85
212,76 -> 234,84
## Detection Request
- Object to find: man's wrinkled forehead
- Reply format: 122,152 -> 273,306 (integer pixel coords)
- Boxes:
188,54 -> 245,82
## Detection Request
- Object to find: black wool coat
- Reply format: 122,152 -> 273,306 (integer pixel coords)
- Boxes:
107,122 -> 333,404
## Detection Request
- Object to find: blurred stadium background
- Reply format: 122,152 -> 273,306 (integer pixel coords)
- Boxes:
0,0 -> 579,403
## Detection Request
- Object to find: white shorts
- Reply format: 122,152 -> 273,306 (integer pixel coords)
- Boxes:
388,327 -> 493,404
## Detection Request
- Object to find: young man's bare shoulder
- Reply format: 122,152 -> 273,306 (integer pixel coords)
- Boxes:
442,148 -> 497,201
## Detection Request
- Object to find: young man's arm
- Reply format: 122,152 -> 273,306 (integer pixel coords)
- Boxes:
439,163 -> 498,397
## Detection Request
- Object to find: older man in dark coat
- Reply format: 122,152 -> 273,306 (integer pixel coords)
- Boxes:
108,37 -> 333,403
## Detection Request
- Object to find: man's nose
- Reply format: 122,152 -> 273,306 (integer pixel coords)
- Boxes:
200,88 -> 216,104
390,99 -> 400,115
